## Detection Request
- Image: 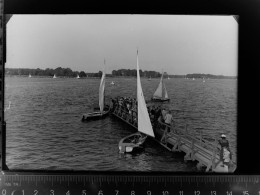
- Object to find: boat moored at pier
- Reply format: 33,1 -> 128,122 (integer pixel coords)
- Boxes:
82,59 -> 110,122
82,105 -> 110,121
119,132 -> 147,153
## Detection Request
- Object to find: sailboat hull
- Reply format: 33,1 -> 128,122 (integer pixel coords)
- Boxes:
118,132 -> 147,153
82,106 -> 110,122
151,97 -> 170,102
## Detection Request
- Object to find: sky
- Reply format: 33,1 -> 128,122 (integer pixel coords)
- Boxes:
6,15 -> 238,76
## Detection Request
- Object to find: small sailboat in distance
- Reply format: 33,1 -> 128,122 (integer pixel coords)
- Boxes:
28,74 -> 32,78
53,74 -> 57,79
77,74 -> 80,79
82,59 -> 110,121
119,50 -> 155,153
151,72 -> 170,102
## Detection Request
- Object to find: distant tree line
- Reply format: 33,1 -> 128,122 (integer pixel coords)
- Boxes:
186,73 -> 237,79
111,69 -> 162,78
5,68 -> 163,78
5,68 -> 112,78
5,68 -> 236,79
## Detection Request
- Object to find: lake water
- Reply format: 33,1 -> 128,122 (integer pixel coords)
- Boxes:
4,76 -> 237,171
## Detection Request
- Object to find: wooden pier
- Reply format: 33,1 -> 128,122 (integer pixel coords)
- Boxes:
111,102 -> 236,172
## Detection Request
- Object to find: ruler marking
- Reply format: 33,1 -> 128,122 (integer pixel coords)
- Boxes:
2,174 -> 260,194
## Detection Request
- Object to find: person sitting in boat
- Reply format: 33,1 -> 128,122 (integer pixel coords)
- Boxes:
218,134 -> 230,165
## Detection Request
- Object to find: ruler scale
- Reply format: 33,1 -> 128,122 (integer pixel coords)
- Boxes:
0,174 -> 260,195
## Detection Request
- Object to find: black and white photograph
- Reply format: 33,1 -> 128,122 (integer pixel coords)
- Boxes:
4,15 -> 237,172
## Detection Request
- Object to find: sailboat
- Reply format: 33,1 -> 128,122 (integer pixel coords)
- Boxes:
53,74 -> 57,79
82,59 -> 110,121
77,74 -> 80,79
28,74 -> 32,78
151,72 -> 170,102
119,50 -> 155,153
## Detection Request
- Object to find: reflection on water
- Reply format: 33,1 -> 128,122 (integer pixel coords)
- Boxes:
5,76 -> 237,171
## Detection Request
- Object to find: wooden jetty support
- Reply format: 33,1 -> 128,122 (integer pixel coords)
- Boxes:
110,101 -> 236,172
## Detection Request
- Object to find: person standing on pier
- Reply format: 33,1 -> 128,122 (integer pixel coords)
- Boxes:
223,147 -> 231,168
164,110 -> 174,133
218,134 -> 230,166
164,110 -> 173,125
161,108 -> 167,123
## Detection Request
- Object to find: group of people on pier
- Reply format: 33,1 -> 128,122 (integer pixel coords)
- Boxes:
147,105 -> 174,127
110,96 -> 174,127
110,96 -> 137,114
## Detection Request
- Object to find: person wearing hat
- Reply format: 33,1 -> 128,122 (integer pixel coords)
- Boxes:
218,134 -> 230,166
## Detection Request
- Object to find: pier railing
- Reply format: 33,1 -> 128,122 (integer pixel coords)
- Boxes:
112,102 -> 138,128
157,120 -> 223,170
112,101 -> 220,152
111,100 -> 235,171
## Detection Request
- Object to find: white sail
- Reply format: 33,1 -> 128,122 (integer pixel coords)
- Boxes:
153,74 -> 163,98
99,61 -> 106,113
163,83 -> 169,99
137,51 -> 155,137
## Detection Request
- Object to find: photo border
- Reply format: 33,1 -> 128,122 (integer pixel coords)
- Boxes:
1,0 -> 260,175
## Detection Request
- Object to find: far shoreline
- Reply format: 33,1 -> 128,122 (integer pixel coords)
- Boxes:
5,75 -> 237,79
